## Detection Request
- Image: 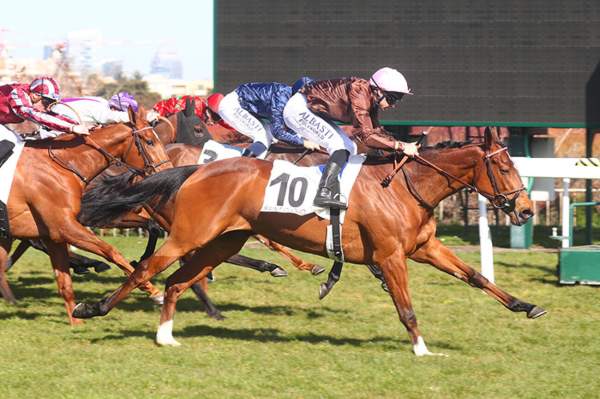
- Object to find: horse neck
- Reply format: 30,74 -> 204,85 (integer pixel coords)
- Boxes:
58,124 -> 134,182
399,145 -> 484,208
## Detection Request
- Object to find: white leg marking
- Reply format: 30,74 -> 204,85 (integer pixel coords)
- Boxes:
156,320 -> 181,347
151,293 -> 164,305
412,336 -> 447,357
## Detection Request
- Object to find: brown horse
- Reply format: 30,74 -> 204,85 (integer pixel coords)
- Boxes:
73,127 -> 546,355
0,107 -> 172,325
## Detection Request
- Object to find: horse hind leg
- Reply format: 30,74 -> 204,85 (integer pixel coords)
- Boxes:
157,231 -> 250,346
0,242 -> 16,304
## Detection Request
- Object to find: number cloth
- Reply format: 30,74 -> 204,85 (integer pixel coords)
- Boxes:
260,155 -> 366,220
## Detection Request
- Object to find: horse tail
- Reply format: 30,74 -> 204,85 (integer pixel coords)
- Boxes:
78,165 -> 200,227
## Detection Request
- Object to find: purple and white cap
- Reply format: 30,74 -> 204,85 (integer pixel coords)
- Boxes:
109,92 -> 138,112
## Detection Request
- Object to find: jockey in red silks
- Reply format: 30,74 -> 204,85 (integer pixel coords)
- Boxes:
0,76 -> 89,238
0,76 -> 91,163
153,94 -> 233,130
283,67 -> 419,209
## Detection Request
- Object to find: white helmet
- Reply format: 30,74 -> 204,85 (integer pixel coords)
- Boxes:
369,67 -> 412,95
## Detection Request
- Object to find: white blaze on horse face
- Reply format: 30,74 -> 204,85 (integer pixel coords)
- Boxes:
156,320 -> 181,347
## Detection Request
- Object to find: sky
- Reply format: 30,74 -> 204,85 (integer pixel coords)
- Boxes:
0,0 -> 213,80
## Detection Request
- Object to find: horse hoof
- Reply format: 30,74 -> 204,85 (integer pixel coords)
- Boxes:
381,282 -> 389,293
93,263 -> 111,273
269,267 -> 288,277
72,265 -> 90,275
527,306 -> 547,319
72,302 -> 101,319
311,265 -> 326,275
319,283 -> 331,300
156,337 -> 182,347
208,311 -> 226,321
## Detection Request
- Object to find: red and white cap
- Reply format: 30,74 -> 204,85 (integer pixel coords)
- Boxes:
29,77 -> 61,100
369,67 -> 412,95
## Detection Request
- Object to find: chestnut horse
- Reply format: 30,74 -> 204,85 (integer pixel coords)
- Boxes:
73,127 -> 546,355
0,107 -> 172,325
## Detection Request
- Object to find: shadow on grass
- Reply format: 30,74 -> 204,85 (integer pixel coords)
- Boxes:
496,260 -> 558,285
91,324 -> 461,352
0,310 -> 47,320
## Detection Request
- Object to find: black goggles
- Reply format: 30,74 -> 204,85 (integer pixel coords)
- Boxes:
384,92 -> 404,105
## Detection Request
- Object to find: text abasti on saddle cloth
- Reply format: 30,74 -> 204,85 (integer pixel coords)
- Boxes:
260,154 -> 366,221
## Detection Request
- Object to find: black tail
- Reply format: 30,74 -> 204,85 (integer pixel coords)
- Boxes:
78,166 -> 200,227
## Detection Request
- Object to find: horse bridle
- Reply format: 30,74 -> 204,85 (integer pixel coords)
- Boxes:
407,145 -> 525,211
48,126 -> 170,184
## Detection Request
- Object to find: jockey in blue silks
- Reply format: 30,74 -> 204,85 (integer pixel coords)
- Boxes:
207,78 -> 319,158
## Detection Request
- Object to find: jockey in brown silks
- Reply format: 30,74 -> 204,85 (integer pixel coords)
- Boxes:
283,67 -> 420,209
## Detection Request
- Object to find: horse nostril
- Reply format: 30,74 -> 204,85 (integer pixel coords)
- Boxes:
520,208 -> 534,220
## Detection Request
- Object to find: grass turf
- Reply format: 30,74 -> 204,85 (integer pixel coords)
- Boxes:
1,236 -> 599,398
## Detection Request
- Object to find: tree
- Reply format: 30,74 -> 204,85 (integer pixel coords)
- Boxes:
94,72 -> 161,109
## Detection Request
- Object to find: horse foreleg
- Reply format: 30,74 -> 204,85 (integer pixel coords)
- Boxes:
180,253 -> 225,320
377,251 -> 440,356
253,235 -> 324,275
157,232 -> 249,346
190,279 -> 225,320
226,253 -> 288,277
410,237 -> 546,319
43,239 -> 82,325
58,219 -> 163,303
0,242 -> 16,304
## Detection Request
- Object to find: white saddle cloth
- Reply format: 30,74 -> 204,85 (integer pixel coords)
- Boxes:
0,125 -> 26,204
260,154 -> 366,222
197,139 -> 243,164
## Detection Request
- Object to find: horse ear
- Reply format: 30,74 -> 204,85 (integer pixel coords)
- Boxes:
136,106 -> 147,125
184,98 -> 194,117
128,106 -> 136,125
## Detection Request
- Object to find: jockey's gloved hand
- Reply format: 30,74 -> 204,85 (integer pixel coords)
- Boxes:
303,139 -> 320,151
71,125 -> 90,135
397,141 -> 419,157
146,110 -> 160,123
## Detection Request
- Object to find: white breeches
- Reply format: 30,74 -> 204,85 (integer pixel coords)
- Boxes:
283,92 -> 356,155
218,91 -> 273,147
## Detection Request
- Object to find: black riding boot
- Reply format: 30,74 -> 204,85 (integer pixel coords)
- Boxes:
241,141 -> 267,158
0,140 -> 15,168
0,200 -> 10,240
314,149 -> 349,209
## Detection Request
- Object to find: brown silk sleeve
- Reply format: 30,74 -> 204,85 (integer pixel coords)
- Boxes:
348,80 -> 376,133
361,131 -> 398,151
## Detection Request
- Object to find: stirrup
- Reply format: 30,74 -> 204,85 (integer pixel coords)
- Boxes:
314,189 -> 347,209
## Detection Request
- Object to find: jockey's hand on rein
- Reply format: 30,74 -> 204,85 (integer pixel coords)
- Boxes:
303,139 -> 320,151
71,124 -> 90,135
397,141 -> 419,157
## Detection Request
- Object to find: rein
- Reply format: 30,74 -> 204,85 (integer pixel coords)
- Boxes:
386,146 -> 526,210
48,126 -> 169,184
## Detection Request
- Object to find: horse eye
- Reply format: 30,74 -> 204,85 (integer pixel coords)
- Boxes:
499,168 -> 509,174
146,139 -> 154,146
